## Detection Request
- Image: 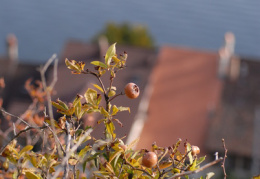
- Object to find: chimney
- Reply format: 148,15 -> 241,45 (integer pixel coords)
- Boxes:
218,32 -> 239,80
98,36 -> 109,60
6,33 -> 18,61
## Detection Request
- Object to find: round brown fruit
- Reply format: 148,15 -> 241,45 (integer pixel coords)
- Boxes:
191,145 -> 200,156
142,152 -> 158,168
124,83 -> 140,99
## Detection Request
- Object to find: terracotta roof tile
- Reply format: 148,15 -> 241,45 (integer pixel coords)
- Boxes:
137,46 -> 223,153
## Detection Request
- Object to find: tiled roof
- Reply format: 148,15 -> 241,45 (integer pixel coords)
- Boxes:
0,57 -> 41,115
137,46 -> 223,152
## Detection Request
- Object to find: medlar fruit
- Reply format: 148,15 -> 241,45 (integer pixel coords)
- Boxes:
124,83 -> 140,99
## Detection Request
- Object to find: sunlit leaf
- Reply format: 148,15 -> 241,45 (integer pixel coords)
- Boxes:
91,61 -> 108,69
65,58 -> 81,73
105,43 -> 116,65
105,122 -> 116,140
100,107 -> 109,118
19,145 -> 33,158
187,158 -> 198,171
74,99 -> 82,119
187,143 -> 193,164
25,171 -> 40,179
79,145 -> 91,158
92,83 -> 104,93
196,155 -> 206,166
104,162 -> 115,174
118,106 -> 130,113
111,105 -> 119,116
84,88 -> 98,106
109,149 -> 123,163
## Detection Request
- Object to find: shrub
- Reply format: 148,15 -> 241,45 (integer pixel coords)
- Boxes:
0,43 -> 223,179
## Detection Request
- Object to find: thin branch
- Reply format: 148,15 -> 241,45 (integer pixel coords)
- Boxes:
222,139 -> 228,179
43,122 -> 66,155
0,108 -> 31,127
39,54 -> 62,156
82,70 -> 106,95
125,160 -> 154,178
0,125 -> 47,155
174,149 -> 191,169
51,128 -> 93,179
117,160 -> 125,178
108,92 -> 124,102
63,121 -> 71,179
168,158 -> 223,179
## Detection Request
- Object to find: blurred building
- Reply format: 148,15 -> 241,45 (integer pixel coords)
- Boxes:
0,34 -> 43,120
1,34 -> 260,178
52,39 -> 157,141
135,33 -> 260,178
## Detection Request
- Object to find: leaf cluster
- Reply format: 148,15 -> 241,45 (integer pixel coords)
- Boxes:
0,43 -> 222,179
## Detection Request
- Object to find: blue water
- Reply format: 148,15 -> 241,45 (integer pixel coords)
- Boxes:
0,0 -> 260,63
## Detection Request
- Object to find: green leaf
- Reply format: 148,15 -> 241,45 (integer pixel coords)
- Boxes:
184,175 -> 189,179
51,101 -> 67,112
65,58 -> 81,73
109,149 -> 123,163
118,106 -> 130,113
84,88 -> 98,106
12,170 -> 18,179
187,143 -> 193,164
27,154 -> 37,167
105,43 -> 116,66
79,145 -> 91,158
100,107 -> 109,118
91,61 -> 108,69
92,83 -> 104,93
196,155 -> 206,166
187,158 -> 198,171
25,171 -> 40,179
74,99 -> 82,119
19,145 -> 33,158
111,105 -> 119,116
106,122 -> 116,140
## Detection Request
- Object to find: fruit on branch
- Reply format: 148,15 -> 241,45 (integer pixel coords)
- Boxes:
124,83 -> 140,99
142,151 -> 158,168
191,145 -> 200,156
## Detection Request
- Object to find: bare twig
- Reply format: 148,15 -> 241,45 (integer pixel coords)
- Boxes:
0,125 -> 47,155
51,128 -> 93,179
222,139 -> 228,179
0,108 -> 31,127
39,54 -> 62,156
168,158 -> 223,179
108,92 -> 124,102
43,122 -> 65,154
125,160 -> 154,178
63,121 -> 71,179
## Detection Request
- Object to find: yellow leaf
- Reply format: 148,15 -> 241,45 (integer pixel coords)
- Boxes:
25,171 -> 40,179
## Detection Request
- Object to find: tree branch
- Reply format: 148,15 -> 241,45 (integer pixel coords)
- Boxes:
0,125 -> 47,155
222,139 -> 228,179
168,158 -> 223,179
